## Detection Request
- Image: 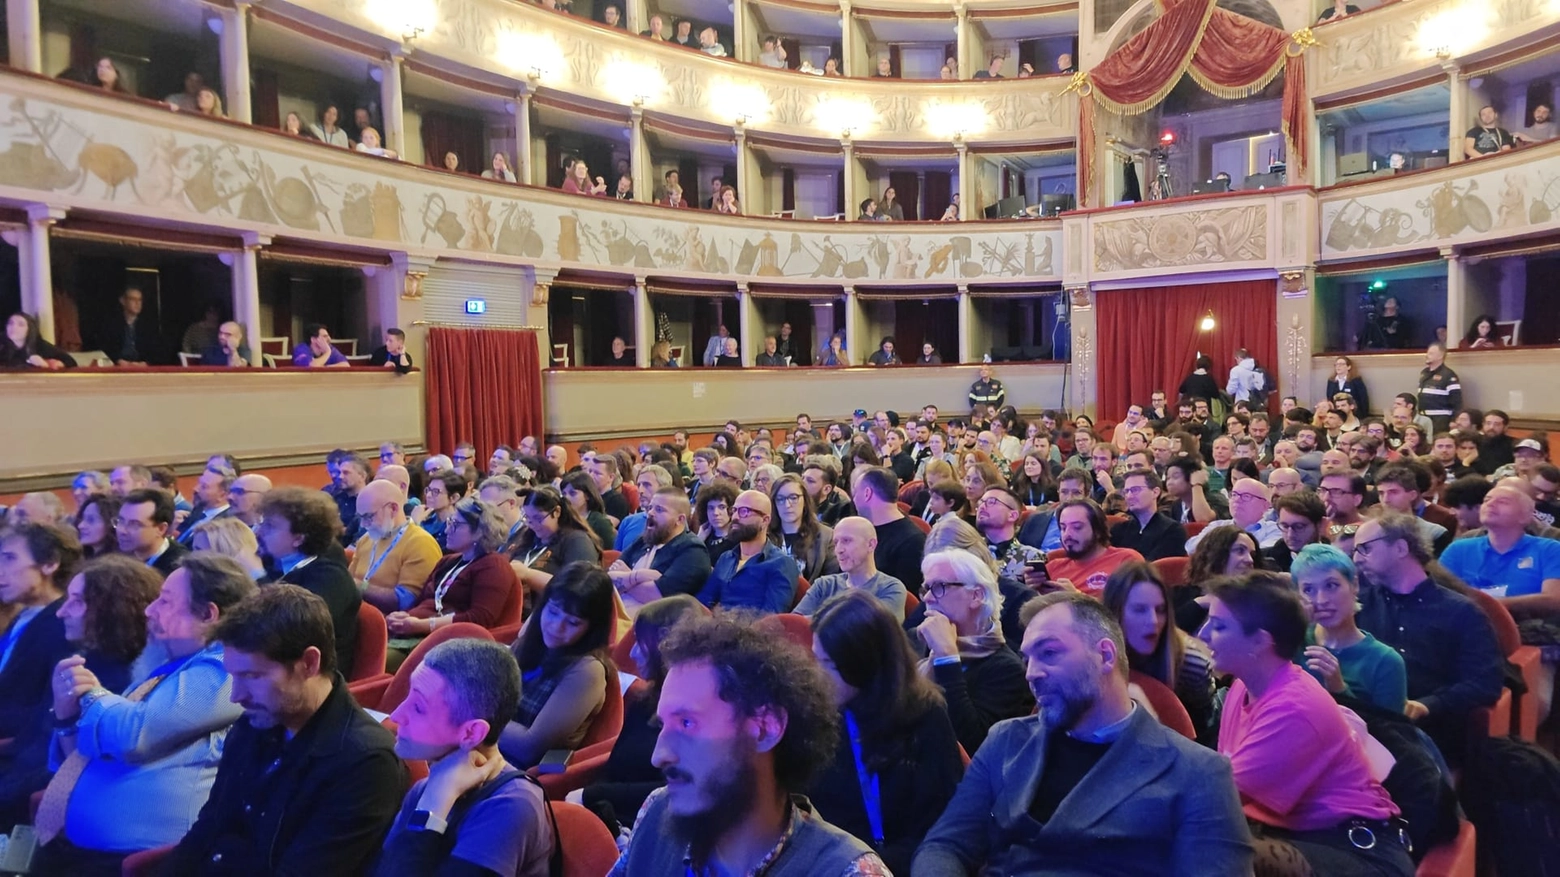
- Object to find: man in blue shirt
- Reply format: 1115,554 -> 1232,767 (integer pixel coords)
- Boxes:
697,490 -> 798,614
291,322 -> 350,368
1440,484 -> 1560,619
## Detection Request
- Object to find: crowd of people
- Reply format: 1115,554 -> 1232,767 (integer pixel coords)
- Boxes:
0,340 -> 1556,874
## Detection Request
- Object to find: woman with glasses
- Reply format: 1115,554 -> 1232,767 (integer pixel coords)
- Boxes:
1290,544 -> 1407,714
74,494 -> 121,558
500,561 -> 615,768
915,548 -> 1035,753
510,486 -> 602,599
560,471 -> 619,551
387,498 -> 518,667
810,590 -> 963,874
1199,572 -> 1412,877
1101,561 -> 1215,734
767,473 -> 838,582
692,480 -> 739,559
410,468 -> 468,551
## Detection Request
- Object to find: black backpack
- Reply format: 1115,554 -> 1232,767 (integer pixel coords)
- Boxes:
1333,694 -> 1459,861
1460,735 -> 1560,876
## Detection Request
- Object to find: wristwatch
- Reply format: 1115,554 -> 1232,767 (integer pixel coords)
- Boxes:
409,809 -> 448,834
78,686 -> 112,715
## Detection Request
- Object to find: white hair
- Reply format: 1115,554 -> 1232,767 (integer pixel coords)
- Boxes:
921,549 -> 1003,632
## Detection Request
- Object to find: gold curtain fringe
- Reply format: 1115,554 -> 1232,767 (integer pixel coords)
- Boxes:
1089,0 -> 1218,116
1185,55 -> 1286,101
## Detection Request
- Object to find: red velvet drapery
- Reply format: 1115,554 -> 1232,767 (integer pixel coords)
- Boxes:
1095,279 -> 1277,419
1076,0 -> 1313,205
424,327 -> 544,460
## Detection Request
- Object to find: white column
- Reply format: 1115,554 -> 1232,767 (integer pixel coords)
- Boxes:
957,285 -> 973,363
841,138 -> 857,220
7,0 -> 41,74
232,236 -> 264,366
734,126 -> 750,210
1443,247 -> 1465,348
843,286 -> 861,365
17,205 -> 63,340
737,283 -> 755,366
380,53 -> 406,157
633,277 -> 652,368
955,138 -> 972,220
515,91 -> 534,186
955,2 -> 970,80
1445,62 -> 1466,163
840,0 -> 858,78
624,0 -> 648,34
220,2 -> 254,124
630,106 -> 649,202
732,0 -> 750,63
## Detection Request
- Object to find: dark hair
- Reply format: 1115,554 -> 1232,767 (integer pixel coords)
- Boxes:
3,312 -> 41,356
385,327 -> 406,340
1443,475 -> 1494,509
1163,456 -> 1204,484
421,638 -> 521,746
1319,471 -> 1367,497
521,485 -> 597,548
214,582 -> 335,673
1010,452 -> 1057,505
179,551 -> 260,623
630,595 -> 709,702
1463,314 -> 1499,345
1207,571 -> 1308,658
1,521 -> 82,592
515,561 -> 616,673
693,480 -> 739,533
560,470 -> 607,515
1100,561 -> 1180,684
856,466 -> 900,504
927,480 -> 968,513
1229,458 -> 1261,482
429,468 -> 470,501
122,488 -> 175,528
766,473 -> 822,558
73,555 -> 161,662
77,493 -> 123,556
258,486 -> 344,556
660,610 -> 839,792
813,590 -> 944,769
1056,465 -> 1093,489
1376,461 -> 1427,495
1272,490 -> 1326,523
1054,498 -> 1109,547
304,322 -> 328,341
1189,527 -> 1259,583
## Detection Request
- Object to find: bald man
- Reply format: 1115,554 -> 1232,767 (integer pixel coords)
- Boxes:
1186,478 -> 1283,551
1441,484 -> 1560,619
350,479 -> 445,613
1265,467 -> 1304,497
1320,449 -> 1350,477
8,491 -> 66,524
791,516 -> 907,620
610,486 -> 713,616
228,474 -> 272,526
695,489 -> 799,613
545,445 -> 567,474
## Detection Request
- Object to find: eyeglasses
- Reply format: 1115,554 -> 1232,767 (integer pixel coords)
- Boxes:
732,506 -> 765,520
113,518 -> 153,531
775,493 -> 805,505
978,496 -> 1018,511
1276,520 -> 1313,533
1231,491 -> 1267,502
1120,485 -> 1153,496
925,581 -> 970,600
1351,536 -> 1388,557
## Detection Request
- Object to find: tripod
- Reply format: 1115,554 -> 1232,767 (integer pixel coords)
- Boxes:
1155,161 -> 1174,199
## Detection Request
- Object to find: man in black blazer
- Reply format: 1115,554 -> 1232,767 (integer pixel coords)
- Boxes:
609,488 -> 713,614
0,522 -> 81,737
118,488 -> 189,579
176,466 -> 239,546
97,286 -> 167,366
1109,470 -> 1188,562
255,487 -> 363,680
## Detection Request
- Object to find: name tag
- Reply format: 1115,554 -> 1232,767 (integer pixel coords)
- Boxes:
1518,556 -> 1535,570
1482,584 -> 1510,598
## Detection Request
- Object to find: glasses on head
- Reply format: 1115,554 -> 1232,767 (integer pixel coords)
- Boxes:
732,506 -> 765,520
925,581 -> 970,600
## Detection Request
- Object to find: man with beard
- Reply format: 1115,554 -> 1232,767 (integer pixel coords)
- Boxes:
611,487 -> 713,616
1265,491 -> 1326,572
610,612 -> 886,876
350,480 -> 443,614
256,487 -> 362,678
334,453 -> 372,546
914,591 -> 1252,875
30,554 -> 251,875
162,586 -> 405,875
697,490 -> 798,614
1030,499 -> 1143,599
614,465 -> 671,552
377,639 -> 552,876
1318,472 -> 1367,536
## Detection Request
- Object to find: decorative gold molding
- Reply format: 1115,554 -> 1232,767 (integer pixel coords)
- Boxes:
1279,270 -> 1308,297
531,282 -> 552,307
402,269 -> 428,300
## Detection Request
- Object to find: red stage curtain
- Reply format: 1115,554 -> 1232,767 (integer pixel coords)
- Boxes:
1095,280 -> 1277,420
425,327 -> 544,460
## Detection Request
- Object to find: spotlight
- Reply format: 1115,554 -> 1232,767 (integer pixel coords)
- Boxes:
1199,311 -> 1216,332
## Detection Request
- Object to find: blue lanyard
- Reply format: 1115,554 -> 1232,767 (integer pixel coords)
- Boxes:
844,710 -> 884,847
362,525 -> 408,581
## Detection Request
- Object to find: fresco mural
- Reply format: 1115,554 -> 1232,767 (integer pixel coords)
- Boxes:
1093,204 -> 1270,272
1318,144 -> 1560,259
0,80 -> 1063,283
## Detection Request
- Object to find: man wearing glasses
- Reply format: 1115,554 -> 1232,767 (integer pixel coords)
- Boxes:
227,474 -> 272,528
1108,470 -> 1187,562
1185,480 -> 1282,553
450,442 -> 478,480
1266,492 -> 1326,572
1318,472 -> 1367,535
1352,512 -> 1503,765
975,487 -> 1047,580
117,489 -> 188,578
696,490 -> 798,614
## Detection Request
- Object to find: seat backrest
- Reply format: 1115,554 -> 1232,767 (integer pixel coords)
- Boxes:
351,603 -> 389,683
1152,556 -> 1190,588
897,480 -> 924,505
382,623 -> 496,713
909,515 -> 931,534
755,612 -> 813,652
620,482 -> 640,512
1183,521 -> 1208,538
601,549 -> 622,567
496,563 -> 524,628
1130,670 -> 1197,740
1464,586 -> 1521,657
904,589 -> 921,615
612,625 -> 638,675
552,800 -> 621,877
791,575 -> 811,610
577,663 -> 625,749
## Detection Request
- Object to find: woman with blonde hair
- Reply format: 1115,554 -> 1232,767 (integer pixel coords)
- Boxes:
191,517 -> 266,579
649,339 -> 678,368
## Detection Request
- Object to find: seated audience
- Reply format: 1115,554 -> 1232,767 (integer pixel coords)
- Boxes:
69,471 -> 110,516
1162,456 -> 1229,523
1033,498 -> 1144,598
792,516 -> 906,621
198,321 -> 249,367
584,454 -> 633,520
508,486 -> 602,598
0,523 -> 80,741
2,312 -> 75,369
161,585 -> 406,874
378,639 -> 553,877
369,327 -> 414,373
714,185 -> 741,215
86,56 -> 128,93
915,591 -> 1253,874
481,152 -> 518,182
386,497 -> 517,661
281,112 -> 306,136
1110,469 -> 1187,562
610,487 -> 713,616
769,473 -> 838,582
851,466 -> 926,594
117,489 -> 189,578
291,322 -> 349,368
1290,544 -> 1407,714
1465,105 -> 1516,159
560,471 -> 619,553
1265,490 -> 1326,572
578,595 -> 707,829
698,26 -> 727,56
1101,561 -> 1215,733
99,286 -> 164,366
31,553 -> 254,874
411,468 -> 467,551
757,35 -> 787,68
1200,573 -> 1411,876
190,517 -> 267,579
1187,478 -> 1282,552
73,493 -> 120,558
611,611 -> 885,875
226,474 -> 270,529
255,486 -> 362,678
1176,526 -> 1260,633
1438,482 -> 1560,618
975,486 -> 1045,579
810,590 -> 962,873
309,105 -> 352,147
916,549 -> 1035,753
1351,512 -> 1503,763
175,465 -> 237,546
500,562 -> 614,768
698,490 -> 799,613
560,158 -> 607,196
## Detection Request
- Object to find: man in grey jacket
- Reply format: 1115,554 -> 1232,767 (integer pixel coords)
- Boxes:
912,592 -> 1253,876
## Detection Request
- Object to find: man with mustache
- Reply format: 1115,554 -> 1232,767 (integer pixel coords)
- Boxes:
915,592 -> 1252,874
696,490 -> 798,614
610,487 -> 712,617
610,612 -> 886,876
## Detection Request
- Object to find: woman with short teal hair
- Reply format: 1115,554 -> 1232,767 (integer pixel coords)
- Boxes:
1290,543 -> 1407,714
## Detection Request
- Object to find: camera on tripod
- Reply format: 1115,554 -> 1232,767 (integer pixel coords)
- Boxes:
1357,292 -> 1390,349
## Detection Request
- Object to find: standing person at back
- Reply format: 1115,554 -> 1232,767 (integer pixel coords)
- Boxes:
850,467 -> 926,595
1226,348 -> 1262,405
1417,343 -> 1461,432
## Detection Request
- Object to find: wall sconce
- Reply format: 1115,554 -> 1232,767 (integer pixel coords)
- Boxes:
1199,310 -> 1216,332
403,25 -> 425,43
735,113 -> 750,126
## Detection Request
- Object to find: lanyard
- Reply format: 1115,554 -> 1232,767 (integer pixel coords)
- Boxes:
361,524 -> 409,581
844,710 -> 884,847
434,559 -> 471,615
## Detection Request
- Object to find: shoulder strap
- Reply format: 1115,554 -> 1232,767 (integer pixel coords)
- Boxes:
517,772 -> 564,877
446,767 -> 525,835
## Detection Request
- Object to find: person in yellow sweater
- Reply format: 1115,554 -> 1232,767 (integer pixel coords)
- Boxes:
351,479 -> 445,613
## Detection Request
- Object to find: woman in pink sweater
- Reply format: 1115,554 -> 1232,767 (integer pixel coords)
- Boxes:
1198,572 -> 1412,877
